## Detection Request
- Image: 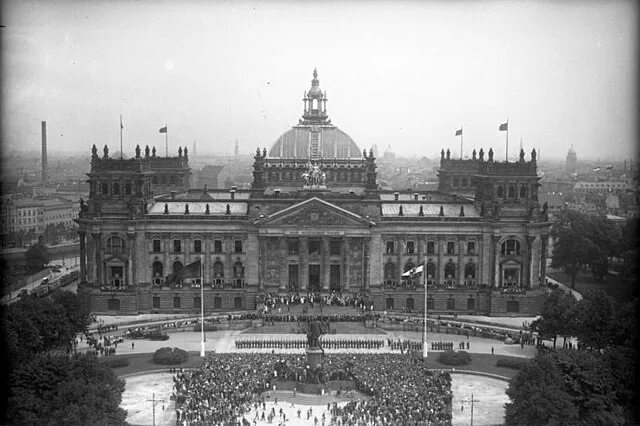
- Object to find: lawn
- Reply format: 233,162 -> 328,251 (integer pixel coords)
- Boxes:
548,271 -> 636,299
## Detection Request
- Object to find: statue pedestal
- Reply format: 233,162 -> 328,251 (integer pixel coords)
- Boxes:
306,347 -> 323,369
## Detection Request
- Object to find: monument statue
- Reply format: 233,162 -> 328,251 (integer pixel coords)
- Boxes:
307,319 -> 323,349
302,162 -> 326,188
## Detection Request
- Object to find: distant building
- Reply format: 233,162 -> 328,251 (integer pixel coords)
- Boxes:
574,181 -> 629,194
566,145 -> 577,174
1,195 -> 77,234
197,165 -> 225,189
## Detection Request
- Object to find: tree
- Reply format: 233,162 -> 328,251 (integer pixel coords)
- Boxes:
24,241 -> 49,274
52,290 -> 91,333
530,289 -> 577,349
6,353 -> 127,425
505,350 -> 625,425
551,210 -> 623,287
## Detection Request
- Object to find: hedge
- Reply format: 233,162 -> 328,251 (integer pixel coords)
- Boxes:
496,357 -> 529,370
153,347 -> 189,365
102,357 -> 130,368
438,350 -> 472,366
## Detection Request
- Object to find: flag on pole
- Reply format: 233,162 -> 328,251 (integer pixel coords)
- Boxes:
593,167 -> 601,172
499,122 -> 508,131
120,116 -> 124,130
165,258 -> 201,285
159,126 -> 167,133
455,128 -> 463,136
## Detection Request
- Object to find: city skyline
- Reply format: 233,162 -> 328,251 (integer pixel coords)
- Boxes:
1,0 -> 637,161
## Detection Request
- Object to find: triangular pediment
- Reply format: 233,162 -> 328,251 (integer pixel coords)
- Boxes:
255,197 -> 375,228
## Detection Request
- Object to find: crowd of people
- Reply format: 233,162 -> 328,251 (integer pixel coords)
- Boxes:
256,291 -> 374,313
173,353 -> 452,425
431,341 -> 455,351
235,338 -> 385,351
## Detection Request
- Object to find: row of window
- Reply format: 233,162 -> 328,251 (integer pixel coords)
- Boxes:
384,297 -> 519,313
107,296 -> 244,311
151,239 -> 244,254
384,262 -> 476,280
100,181 -> 133,196
385,240 -> 477,255
496,185 -> 529,199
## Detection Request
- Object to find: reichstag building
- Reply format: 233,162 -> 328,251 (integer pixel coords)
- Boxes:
76,70 -> 550,316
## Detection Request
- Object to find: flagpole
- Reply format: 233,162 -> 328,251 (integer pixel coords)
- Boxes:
423,254 -> 428,358
505,118 -> 509,161
460,125 -> 463,159
165,123 -> 168,157
119,114 -> 123,159
200,259 -> 205,357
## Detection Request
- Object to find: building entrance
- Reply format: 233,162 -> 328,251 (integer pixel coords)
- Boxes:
288,264 -> 299,291
309,264 -> 320,291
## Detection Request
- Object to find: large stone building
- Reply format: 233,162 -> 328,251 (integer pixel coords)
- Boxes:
77,70 -> 550,316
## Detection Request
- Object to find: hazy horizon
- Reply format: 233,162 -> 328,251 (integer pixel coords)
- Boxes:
1,0 -> 637,161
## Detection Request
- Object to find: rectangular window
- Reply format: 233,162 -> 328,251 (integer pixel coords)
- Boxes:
152,296 -> 160,309
427,298 -> 435,310
467,298 -> 475,310
447,297 -> 455,311
214,240 -> 223,254
194,296 -> 201,309
406,241 -> 415,254
467,241 -> 476,255
234,297 -> 242,309
309,239 -> 321,255
234,240 -> 243,253
386,298 -> 394,310
288,239 -> 299,255
173,240 -> 181,253
386,241 -> 395,254
107,299 -> 120,311
426,241 -> 435,254
194,240 -> 202,253
329,239 -> 341,256
447,241 -> 455,255
214,296 -> 222,309
507,301 -> 520,313
173,297 -> 181,309
406,297 -> 415,310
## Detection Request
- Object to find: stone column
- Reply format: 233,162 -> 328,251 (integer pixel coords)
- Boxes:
127,231 -> 136,287
224,236 -> 232,287
92,233 -> 102,286
280,237 -> 288,290
322,238 -> 330,291
343,237 -> 350,291
526,236 -> 535,288
458,236 -> 465,287
300,237 -> 308,291
79,231 -> 87,283
86,232 -> 95,286
363,237 -> 370,290
437,236 -> 444,285
493,235 -> 501,288
540,235 -> 548,286
164,234 -> 170,281
396,236 -> 403,285
258,238 -> 266,290
204,237 -> 211,285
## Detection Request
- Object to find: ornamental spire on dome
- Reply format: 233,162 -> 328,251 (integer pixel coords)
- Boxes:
300,68 -> 330,125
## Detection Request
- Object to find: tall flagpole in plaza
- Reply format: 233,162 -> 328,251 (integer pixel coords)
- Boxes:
200,260 -> 205,357
119,115 -> 123,159
165,124 -> 168,157
423,254 -> 428,358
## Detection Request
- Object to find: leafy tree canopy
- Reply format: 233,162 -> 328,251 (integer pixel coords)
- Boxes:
530,289 -> 577,348
24,242 -> 49,274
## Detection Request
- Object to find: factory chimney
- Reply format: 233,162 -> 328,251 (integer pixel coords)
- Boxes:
41,121 -> 47,186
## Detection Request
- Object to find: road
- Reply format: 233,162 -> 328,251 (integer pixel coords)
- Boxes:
1,265 -> 80,305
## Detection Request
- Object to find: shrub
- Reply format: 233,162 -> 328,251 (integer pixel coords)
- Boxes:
147,330 -> 170,341
496,357 -> 529,370
153,347 -> 188,365
102,357 -> 130,368
438,350 -> 471,366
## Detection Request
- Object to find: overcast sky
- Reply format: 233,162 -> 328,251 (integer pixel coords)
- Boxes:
1,0 -> 637,160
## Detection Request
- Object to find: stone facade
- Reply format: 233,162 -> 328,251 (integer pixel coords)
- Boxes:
76,70 -> 550,316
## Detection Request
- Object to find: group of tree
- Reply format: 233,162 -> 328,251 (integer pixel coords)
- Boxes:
506,289 -> 638,424
1,290 -> 127,424
24,236 -> 49,274
551,210 -> 631,287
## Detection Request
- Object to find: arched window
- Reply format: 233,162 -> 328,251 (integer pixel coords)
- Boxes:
497,186 -> 504,198
113,182 -> 120,195
444,262 -> 456,279
213,261 -> 224,278
501,239 -> 521,255
384,262 -> 396,280
519,186 -> 528,198
464,262 -> 476,279
426,262 -> 436,278
152,176 -> 159,184
452,176 -> 460,187
106,236 -> 125,252
233,261 -> 244,278
125,183 -> 132,195
461,177 -> 468,187
172,261 -> 183,273
508,186 -> 515,198
404,262 -> 415,273
101,182 -> 109,195
152,261 -> 164,278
